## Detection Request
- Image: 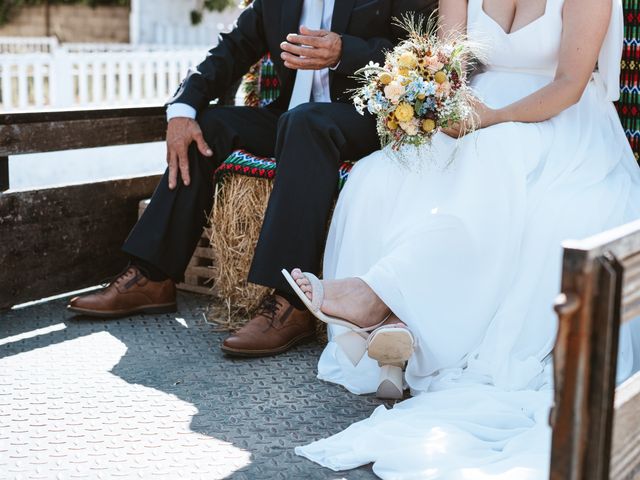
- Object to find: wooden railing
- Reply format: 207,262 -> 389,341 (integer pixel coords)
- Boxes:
551,220 -> 640,480
0,106 -> 166,309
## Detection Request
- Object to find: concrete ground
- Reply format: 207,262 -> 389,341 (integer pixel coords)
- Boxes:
0,292 -> 386,479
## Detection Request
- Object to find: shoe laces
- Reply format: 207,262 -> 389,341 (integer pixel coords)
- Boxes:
101,263 -> 147,290
256,294 -> 285,329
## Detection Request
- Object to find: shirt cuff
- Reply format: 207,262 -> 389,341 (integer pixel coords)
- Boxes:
166,103 -> 197,121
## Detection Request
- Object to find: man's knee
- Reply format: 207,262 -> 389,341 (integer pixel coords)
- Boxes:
196,106 -> 232,136
278,103 -> 330,134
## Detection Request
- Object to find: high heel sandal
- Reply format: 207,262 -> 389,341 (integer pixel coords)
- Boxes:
367,324 -> 415,400
282,269 -> 390,365
282,269 -> 413,399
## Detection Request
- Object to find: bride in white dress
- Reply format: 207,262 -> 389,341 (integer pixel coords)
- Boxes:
284,0 -> 640,478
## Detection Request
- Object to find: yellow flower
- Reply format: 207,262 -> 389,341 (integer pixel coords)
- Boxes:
394,102 -> 414,123
379,72 -> 393,85
434,71 -> 448,84
387,119 -> 398,130
398,51 -> 418,69
398,67 -> 409,77
417,93 -> 426,100
422,119 -> 437,132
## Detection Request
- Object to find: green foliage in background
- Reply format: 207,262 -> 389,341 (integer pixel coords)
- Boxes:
190,0 -> 238,25
0,0 -> 130,26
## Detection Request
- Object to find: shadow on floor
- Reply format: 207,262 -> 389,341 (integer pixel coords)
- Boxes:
0,292 -> 385,479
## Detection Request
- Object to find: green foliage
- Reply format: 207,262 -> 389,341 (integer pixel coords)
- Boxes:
0,0 -> 130,26
190,0 -> 237,25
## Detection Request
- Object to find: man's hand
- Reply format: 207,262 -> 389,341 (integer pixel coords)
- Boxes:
165,117 -> 213,190
280,26 -> 342,70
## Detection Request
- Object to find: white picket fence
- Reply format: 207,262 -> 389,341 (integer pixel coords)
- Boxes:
0,38 -> 209,112
0,36 -> 58,54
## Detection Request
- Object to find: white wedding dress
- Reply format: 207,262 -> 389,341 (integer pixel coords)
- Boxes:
295,0 -> 640,478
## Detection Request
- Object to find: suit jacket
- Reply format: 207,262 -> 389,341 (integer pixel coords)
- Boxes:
167,0 -> 438,112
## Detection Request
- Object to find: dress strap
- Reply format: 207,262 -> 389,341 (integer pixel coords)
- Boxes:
466,0 -> 483,27
544,0 -> 565,14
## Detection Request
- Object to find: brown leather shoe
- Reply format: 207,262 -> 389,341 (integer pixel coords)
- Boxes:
221,294 -> 316,357
67,266 -> 176,318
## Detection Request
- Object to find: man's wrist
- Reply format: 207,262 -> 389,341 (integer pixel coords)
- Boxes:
166,103 -> 197,121
329,34 -> 342,70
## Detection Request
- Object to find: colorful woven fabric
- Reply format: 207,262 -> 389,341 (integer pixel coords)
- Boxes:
257,55 -> 280,107
242,54 -> 280,108
216,150 -> 354,190
617,0 -> 640,161
216,150 -> 277,180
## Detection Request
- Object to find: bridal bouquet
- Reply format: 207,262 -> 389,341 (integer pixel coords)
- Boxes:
352,15 -> 477,151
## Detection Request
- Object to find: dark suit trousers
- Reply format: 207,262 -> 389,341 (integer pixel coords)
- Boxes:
122,102 -> 378,295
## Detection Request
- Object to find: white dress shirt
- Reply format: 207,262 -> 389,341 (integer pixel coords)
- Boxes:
167,0 -> 335,120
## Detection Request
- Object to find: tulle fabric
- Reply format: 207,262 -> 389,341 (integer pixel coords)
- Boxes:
295,0 -> 640,478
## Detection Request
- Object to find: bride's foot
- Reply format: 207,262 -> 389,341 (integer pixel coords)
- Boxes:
291,268 -> 390,330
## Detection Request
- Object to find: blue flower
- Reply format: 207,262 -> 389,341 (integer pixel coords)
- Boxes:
416,97 -> 437,116
423,97 -> 436,110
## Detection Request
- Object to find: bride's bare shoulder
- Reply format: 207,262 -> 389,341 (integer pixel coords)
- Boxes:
561,0 -> 612,34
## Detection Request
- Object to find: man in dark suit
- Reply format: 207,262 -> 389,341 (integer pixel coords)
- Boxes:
68,0 -> 437,356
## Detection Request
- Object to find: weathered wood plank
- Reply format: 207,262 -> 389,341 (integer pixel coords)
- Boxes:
0,156 -> 8,192
550,253 -> 623,480
0,106 -> 166,156
611,372 -> 640,479
0,174 -> 161,309
622,252 -> 640,323
550,254 -> 598,480
0,106 -> 166,125
562,220 -> 640,269
583,255 -> 622,479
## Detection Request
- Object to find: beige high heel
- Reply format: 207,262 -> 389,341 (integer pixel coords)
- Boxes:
367,324 -> 415,400
377,365 -> 405,400
367,324 -> 415,366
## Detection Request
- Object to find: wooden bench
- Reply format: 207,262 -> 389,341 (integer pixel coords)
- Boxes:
0,107 -> 166,309
551,220 -> 640,479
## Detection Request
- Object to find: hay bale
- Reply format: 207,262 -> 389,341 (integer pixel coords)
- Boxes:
209,175 -> 272,330
207,174 -> 327,341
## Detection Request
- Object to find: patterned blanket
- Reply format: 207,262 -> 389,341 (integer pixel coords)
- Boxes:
617,0 -> 639,161
216,149 -> 354,190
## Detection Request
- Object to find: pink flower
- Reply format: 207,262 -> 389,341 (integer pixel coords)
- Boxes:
384,81 -> 406,105
437,81 -> 452,97
425,56 -> 445,74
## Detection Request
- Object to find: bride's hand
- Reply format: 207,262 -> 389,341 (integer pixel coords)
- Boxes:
441,98 -> 501,138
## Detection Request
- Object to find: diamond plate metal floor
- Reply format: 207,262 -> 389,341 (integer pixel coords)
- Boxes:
0,292 -> 385,479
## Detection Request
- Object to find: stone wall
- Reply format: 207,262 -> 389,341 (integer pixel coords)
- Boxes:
0,5 -> 130,43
